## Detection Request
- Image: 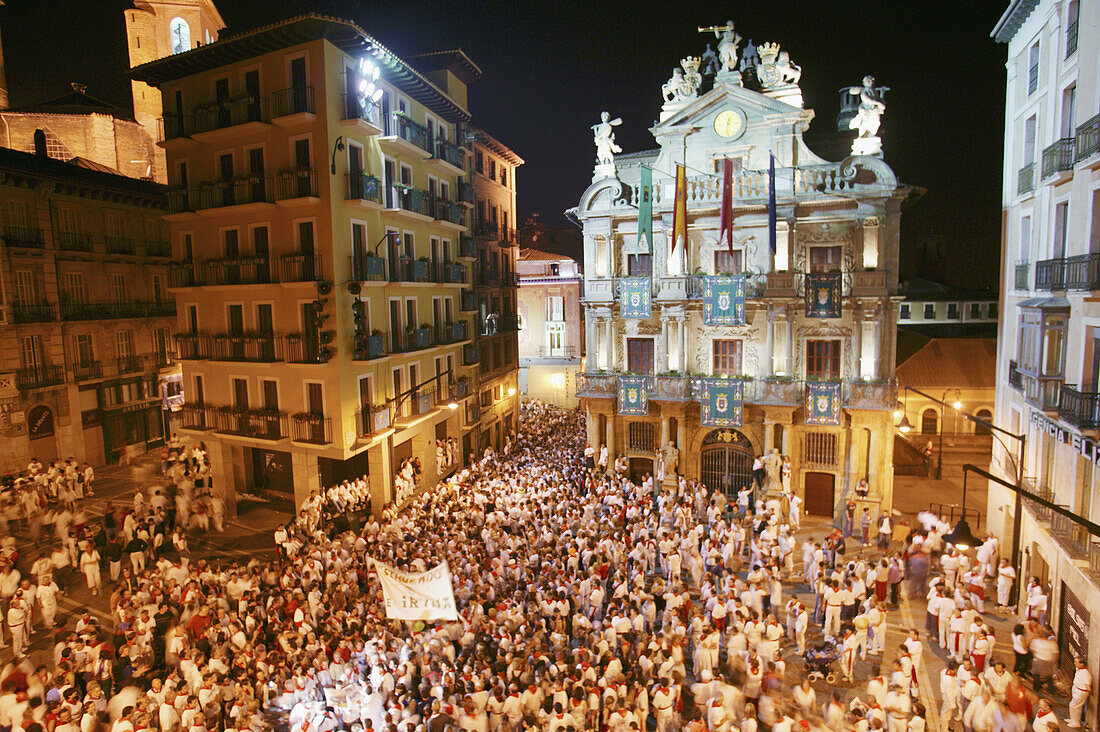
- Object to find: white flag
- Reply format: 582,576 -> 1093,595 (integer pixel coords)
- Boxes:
370,559 -> 458,621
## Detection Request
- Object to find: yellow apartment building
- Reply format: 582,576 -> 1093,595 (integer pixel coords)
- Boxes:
518,248 -> 584,408
131,14 -> 501,511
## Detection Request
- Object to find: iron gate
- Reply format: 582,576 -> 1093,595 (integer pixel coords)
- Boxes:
700,428 -> 755,498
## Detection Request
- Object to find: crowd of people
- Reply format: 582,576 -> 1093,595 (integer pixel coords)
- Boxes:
0,399 -> 1087,732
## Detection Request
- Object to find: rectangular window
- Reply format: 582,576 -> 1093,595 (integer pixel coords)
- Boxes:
65,272 -> 86,304
111,273 -> 127,304
232,377 -> 249,409
804,432 -> 839,468
900,303 -> 911,320
1053,202 -> 1068,258
297,221 -> 315,254
104,212 -> 123,239
261,379 -> 279,410
1024,115 -> 1037,166
626,338 -> 654,374
192,374 -> 205,405
809,245 -> 842,273
116,330 -> 133,359
7,200 -> 28,229
806,340 -> 841,380
970,303 -> 982,320
627,422 -> 656,453
1020,216 -> 1032,261
1066,1 -> 1079,57
712,339 -> 743,376
947,303 -> 960,320
714,249 -> 743,274
627,253 -> 652,276
151,275 -> 163,304
57,207 -> 79,234
475,150 -> 483,173
1028,41 -> 1040,95
924,303 -> 936,319
20,335 -> 42,370
987,303 -> 997,319
547,295 -> 564,321
1061,85 -> 1077,138
73,334 -> 95,365
14,271 -> 35,305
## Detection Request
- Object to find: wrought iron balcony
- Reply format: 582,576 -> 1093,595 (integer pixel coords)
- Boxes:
436,321 -> 470,345
57,232 -> 94,252
1042,139 -> 1075,179
206,257 -> 275,286
1017,163 -> 1035,196
213,406 -> 288,440
279,253 -> 321,283
10,303 -> 56,323
1035,257 -> 1067,290
173,333 -> 211,360
346,173 -> 382,206
1014,261 -> 1030,290
71,360 -> 102,381
2,226 -> 44,248
59,300 -> 176,321
1065,253 -> 1100,290
16,364 -> 64,390
458,181 -> 475,205
355,404 -> 390,439
1077,113 -> 1100,163
459,235 -> 476,258
291,412 -> 332,444
210,334 -> 282,363
431,196 -> 465,226
158,113 -> 188,142
284,333 -> 329,364
352,331 -> 388,361
1058,384 -> 1100,429
463,344 -> 480,365
343,96 -> 381,127
179,404 -> 215,430
384,111 -> 430,153
389,186 -> 431,217
1051,511 -> 1090,558
1008,360 -> 1023,390
390,258 -> 432,283
271,85 -> 314,118
276,168 -> 317,200
434,138 -> 463,169
169,175 -> 275,213
190,95 -> 270,135
843,379 -> 897,410
105,236 -> 136,255
441,261 -> 467,284
350,253 -> 386,281
394,388 -> 437,422
460,289 -> 477,311
391,326 -> 436,354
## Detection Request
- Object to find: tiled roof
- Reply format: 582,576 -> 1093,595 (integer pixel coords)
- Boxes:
519,248 -> 575,262
896,338 -> 997,389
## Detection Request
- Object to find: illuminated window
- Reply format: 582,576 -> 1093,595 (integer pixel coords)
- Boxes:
169,17 -> 191,55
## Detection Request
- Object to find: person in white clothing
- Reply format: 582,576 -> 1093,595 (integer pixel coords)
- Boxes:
1067,656 -> 1092,728
996,559 -> 1016,609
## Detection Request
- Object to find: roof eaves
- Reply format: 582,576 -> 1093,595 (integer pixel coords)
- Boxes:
992,0 -> 1040,42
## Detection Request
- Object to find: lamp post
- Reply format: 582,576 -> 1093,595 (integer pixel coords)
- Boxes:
942,468 -> 980,550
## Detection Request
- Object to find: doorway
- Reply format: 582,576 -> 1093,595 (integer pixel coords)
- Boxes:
804,471 -> 836,516
700,428 -> 754,498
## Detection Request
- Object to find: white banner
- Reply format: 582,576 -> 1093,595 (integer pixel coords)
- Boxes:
370,559 -> 458,621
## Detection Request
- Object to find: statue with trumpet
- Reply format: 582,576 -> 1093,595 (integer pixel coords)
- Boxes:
699,21 -> 742,73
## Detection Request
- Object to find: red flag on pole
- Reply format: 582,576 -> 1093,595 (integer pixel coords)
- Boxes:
719,157 -> 733,255
672,164 -> 687,255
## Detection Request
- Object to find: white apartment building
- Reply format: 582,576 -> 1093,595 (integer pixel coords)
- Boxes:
992,0 -> 1099,702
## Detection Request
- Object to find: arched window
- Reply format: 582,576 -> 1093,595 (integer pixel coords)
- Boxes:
169,17 -> 191,55
974,409 -> 993,436
921,408 -> 939,435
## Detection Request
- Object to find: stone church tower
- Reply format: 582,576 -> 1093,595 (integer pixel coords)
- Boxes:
125,1 -> 225,177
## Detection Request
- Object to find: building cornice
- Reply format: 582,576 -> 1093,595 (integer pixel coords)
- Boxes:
992,0 -> 1040,43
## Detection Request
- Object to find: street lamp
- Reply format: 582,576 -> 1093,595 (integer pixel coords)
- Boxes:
895,390 -> 913,432
942,468 -> 980,550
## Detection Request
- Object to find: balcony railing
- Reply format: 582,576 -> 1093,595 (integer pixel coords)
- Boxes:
276,168 -> 318,200
179,404 -> 214,430
1014,261 -> 1030,290
1051,511 -> 1090,558
1064,253 -> 1100,290
291,412 -> 332,444
384,112 -> 430,153
574,373 -> 891,408
463,344 -> 480,365
434,138 -> 463,169
105,236 -> 136,255
2,226 -> 45,248
271,85 -> 315,118
1008,360 -> 1023,390
280,253 -> 321,283
458,181 -> 475,205
346,173 -> 382,206
1017,163 -> 1035,196
1035,257 -> 1066,290
191,95 -> 270,135
390,186 -> 431,217
1058,384 -> 1100,429
284,333 -> 325,364
436,320 -> 470,345
536,346 -> 577,358
16,364 -> 64,390
174,333 -> 210,360
158,113 -> 188,142
441,261 -> 467,284
1090,542 -> 1100,584
352,331 -> 388,361
431,196 -> 465,226
392,326 -> 435,353
459,236 -> 476,258
205,256 -> 275,286
211,334 -> 282,363
1041,138 -> 1075,179
394,388 -> 436,421
356,404 -> 390,438
57,232 -> 94,252
1022,372 -> 1061,411
460,289 -> 477,311
169,175 -> 274,213
351,254 -> 386,281
1076,113 -> 1100,163
71,360 -> 102,381
343,96 -> 380,126
11,303 -> 57,323
390,258 -> 432,283
214,407 -> 289,440
59,300 -> 176,321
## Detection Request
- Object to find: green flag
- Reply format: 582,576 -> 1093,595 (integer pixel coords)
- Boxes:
639,166 -> 653,256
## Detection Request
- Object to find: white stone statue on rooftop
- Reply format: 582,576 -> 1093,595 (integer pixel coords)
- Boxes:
662,68 -> 686,103
699,20 -> 742,73
592,111 -> 623,166
848,75 -> 887,156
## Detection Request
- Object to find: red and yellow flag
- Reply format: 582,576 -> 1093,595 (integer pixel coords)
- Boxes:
672,163 -> 687,255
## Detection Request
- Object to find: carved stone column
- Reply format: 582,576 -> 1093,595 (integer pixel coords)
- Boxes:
783,306 -> 794,376
861,216 -> 881,270
774,219 -> 793,271
765,310 -> 776,377
678,317 -> 687,373
852,305 -> 863,379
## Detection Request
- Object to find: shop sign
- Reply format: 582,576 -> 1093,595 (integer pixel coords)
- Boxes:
1060,583 -> 1089,670
27,405 -> 54,440
82,409 -> 102,428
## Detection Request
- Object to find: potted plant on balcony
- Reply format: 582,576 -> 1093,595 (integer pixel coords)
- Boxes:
368,329 -> 385,357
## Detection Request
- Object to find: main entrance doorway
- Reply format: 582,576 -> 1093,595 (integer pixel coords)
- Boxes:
700,428 -> 754,498
804,471 -> 836,516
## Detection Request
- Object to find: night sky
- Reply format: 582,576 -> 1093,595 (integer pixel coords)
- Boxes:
2,0 -> 1009,288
